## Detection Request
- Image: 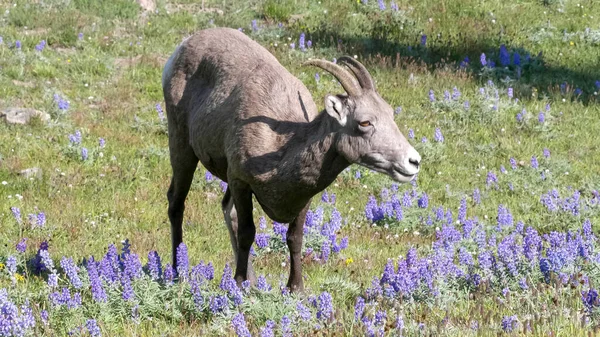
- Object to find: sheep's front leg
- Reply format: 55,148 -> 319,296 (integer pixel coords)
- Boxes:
222,187 -> 256,284
229,180 -> 256,286
287,200 -> 311,292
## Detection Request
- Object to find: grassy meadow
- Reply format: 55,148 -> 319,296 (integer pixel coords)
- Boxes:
1,0 -> 600,335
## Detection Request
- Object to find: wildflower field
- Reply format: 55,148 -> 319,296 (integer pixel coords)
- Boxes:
2,0 -> 600,335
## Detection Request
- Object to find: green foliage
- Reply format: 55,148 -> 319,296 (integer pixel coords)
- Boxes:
72,0 -> 140,20
262,0 -> 294,22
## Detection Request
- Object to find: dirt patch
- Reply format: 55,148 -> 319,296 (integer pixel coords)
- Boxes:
165,2 -> 223,15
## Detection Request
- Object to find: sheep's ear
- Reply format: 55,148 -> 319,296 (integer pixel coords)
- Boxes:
324,94 -> 348,126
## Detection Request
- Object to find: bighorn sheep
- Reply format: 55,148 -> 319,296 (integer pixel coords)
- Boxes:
162,28 -> 421,291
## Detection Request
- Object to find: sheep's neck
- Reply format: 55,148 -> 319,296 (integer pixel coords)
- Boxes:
288,112 -> 350,193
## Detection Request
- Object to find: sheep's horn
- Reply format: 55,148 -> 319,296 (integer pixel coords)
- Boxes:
303,59 -> 362,97
337,56 -> 376,92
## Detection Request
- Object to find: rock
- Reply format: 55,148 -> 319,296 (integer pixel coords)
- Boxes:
1,107 -> 50,124
138,0 -> 155,11
20,167 -> 43,180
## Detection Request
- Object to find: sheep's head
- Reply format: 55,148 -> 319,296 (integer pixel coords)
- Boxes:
305,57 -> 421,183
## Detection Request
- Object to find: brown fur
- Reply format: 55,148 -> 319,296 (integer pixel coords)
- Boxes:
162,28 -> 421,291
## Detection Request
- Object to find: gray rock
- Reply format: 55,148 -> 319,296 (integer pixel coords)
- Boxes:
1,107 -> 50,124
20,167 -> 43,179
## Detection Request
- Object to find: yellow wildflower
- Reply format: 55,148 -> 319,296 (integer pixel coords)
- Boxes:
570,41 -> 574,46
345,257 -> 354,266
0,262 -> 4,271
15,274 -> 25,282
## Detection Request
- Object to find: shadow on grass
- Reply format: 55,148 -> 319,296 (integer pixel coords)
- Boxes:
306,30 -> 600,106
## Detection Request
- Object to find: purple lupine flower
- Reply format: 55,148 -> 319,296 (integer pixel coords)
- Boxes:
354,296 -> 365,321
60,257 -> 83,289
434,128 -> 444,142
273,222 -> 288,240
163,263 -> 174,285
81,147 -> 89,161
98,138 -> 106,148
472,188 -> 481,204
280,315 -> 292,337
297,302 -> 312,321
428,89 -> 435,102
458,247 -> 474,266
86,319 -> 101,337
78,32 -> 84,40
378,0 -> 386,10
35,40 -> 46,52
307,40 -> 312,48
513,52 -> 521,66
452,87 -> 461,100
531,156 -> 539,169
418,192 -> 428,208
55,94 -> 70,110
314,72 -> 320,83
289,42 -> 295,49
582,289 -> 599,314
147,251 -> 162,281
255,233 -> 270,249
321,240 -> 331,261
176,242 -> 189,278
501,315 -> 518,332
420,34 -> 427,46
421,136 -> 427,143
507,87 -> 513,99
538,112 -> 545,123
260,320 -> 275,337
15,40 -> 21,49
499,44 -> 510,67
486,171 -> 498,188
257,275 -> 271,292
516,111 -> 523,122
209,295 -> 228,314
155,103 -> 165,121
390,1 -> 398,11
394,106 -> 402,115
87,257 -> 107,302
259,216 -> 267,230
11,207 -> 21,223
510,157 -> 517,170
299,33 -> 306,51
543,148 -> 550,158
6,255 -> 17,274
16,238 -> 27,253
121,274 -> 135,301
251,20 -> 258,32
220,181 -> 228,192
40,310 -> 49,325
232,313 -> 251,337
444,90 -> 450,101
408,128 -> 414,139
463,100 -> 470,110
480,53 -> 487,66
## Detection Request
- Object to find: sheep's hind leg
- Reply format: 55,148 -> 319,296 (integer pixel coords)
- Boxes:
167,146 -> 198,269
287,200 -> 311,293
222,188 -> 257,284
227,181 -> 256,286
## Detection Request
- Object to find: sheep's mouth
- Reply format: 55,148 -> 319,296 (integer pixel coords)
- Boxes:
358,157 -> 416,183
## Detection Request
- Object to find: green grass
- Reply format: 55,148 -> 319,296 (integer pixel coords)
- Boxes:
1,0 -> 600,335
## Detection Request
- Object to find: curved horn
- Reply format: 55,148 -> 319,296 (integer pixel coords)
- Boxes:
337,56 -> 376,91
303,59 -> 362,96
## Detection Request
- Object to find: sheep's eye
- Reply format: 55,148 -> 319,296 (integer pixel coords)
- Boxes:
359,121 -> 371,127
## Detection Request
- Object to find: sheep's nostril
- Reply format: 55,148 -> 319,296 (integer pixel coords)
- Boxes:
409,158 -> 420,168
